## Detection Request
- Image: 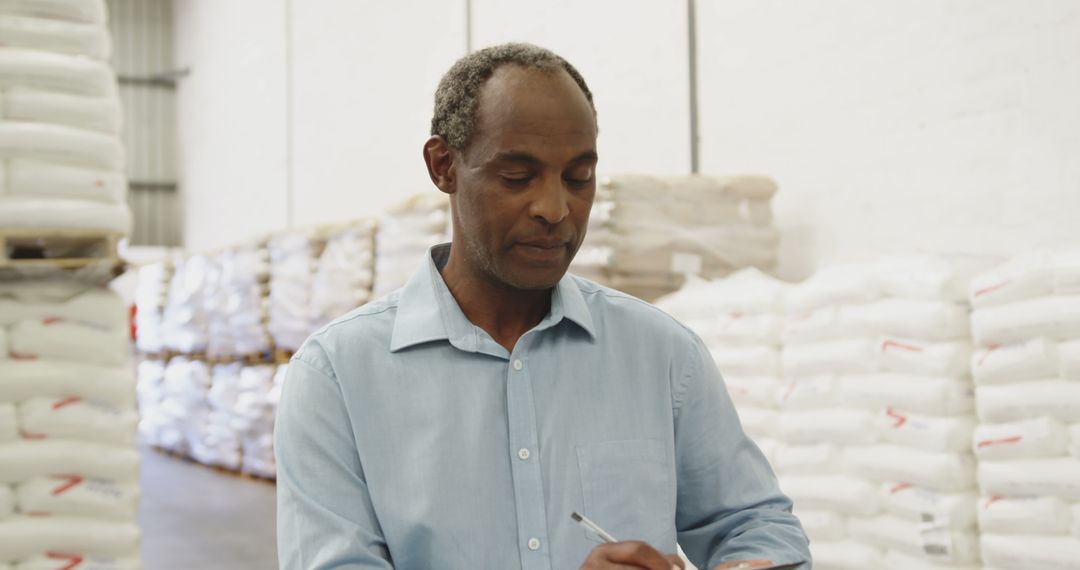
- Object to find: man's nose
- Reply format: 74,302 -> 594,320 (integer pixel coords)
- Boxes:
530,178 -> 570,225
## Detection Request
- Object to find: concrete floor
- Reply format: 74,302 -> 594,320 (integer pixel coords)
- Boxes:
138,444 -> 278,569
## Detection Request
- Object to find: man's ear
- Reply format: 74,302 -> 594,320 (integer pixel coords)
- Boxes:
423,135 -> 457,195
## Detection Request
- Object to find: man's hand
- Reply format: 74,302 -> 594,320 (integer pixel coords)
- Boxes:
712,560 -> 774,570
580,541 -> 685,570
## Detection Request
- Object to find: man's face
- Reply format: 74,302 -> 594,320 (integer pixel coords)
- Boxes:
451,65 -> 598,291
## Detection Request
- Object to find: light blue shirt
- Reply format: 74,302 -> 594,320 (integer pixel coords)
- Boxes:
276,244 -> 809,569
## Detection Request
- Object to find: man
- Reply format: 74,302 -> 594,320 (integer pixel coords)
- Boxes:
276,43 -> 809,570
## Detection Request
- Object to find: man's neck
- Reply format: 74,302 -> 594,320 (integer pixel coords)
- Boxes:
440,247 -> 552,353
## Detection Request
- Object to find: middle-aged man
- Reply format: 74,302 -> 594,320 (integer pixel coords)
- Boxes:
276,42 -> 810,570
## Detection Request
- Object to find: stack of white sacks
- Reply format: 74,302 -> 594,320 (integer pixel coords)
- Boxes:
267,230 -> 326,353
372,194 -> 450,298
205,244 -> 270,358
310,221 -> 375,330
779,256 -> 985,569
0,281 -> 140,568
968,248 -> 1080,569
159,253 -> 211,354
132,261 -> 171,354
231,364 -> 280,479
572,174 -> 779,302
137,355 -> 209,456
654,268 -> 786,459
0,0 -> 131,234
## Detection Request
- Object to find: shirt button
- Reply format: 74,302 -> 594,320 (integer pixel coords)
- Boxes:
527,537 -> 541,551
517,448 -> 530,460
512,359 -> 523,371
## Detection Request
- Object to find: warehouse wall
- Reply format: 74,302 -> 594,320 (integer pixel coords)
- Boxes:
698,0 -> 1080,278
174,1 -> 1080,276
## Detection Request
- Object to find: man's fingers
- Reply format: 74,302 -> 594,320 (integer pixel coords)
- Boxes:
581,541 -> 680,570
665,553 -> 686,569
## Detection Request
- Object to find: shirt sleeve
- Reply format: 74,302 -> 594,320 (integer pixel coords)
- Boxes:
672,331 -> 811,570
275,343 -> 394,569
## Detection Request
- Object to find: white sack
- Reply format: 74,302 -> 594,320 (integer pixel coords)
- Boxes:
782,306 -> 851,346
0,121 -> 122,169
3,87 -> 120,134
847,514 -> 979,565
0,1 -> 107,24
844,445 -> 976,492
1062,339 -> 1080,380
0,286 -> 125,328
875,409 -> 974,453
972,338 -> 1059,386
13,552 -> 141,570
708,346 -> 780,377
0,48 -> 114,96
772,442 -> 842,475
785,264 -> 880,313
875,337 -> 971,377
0,196 -> 130,233
779,474 -> 879,516
781,339 -> 877,376
972,295 -> 1080,346
840,299 -> 970,341
0,485 -> 11,519
973,417 -> 1070,460
686,313 -> 782,347
0,327 -> 6,360
843,374 -> 974,416
18,397 -> 136,446
733,407 -> 777,438
0,15 -> 110,60
723,376 -> 779,409
878,483 -> 977,530
977,495 -> 1073,536
0,361 -> 135,407
809,540 -> 883,569
0,404 -> 15,442
881,549 -> 979,570
794,509 -> 847,541
15,476 -> 138,520
776,376 -> 846,411
0,440 -> 138,484
969,250 -> 1055,309
875,254 -> 990,303
0,516 -> 138,561
976,379 -> 1080,424
655,268 -> 785,317
9,319 -> 127,366
1071,423 -> 1080,459
978,457 -> 1080,500
979,534 -> 1080,569
778,408 -> 876,445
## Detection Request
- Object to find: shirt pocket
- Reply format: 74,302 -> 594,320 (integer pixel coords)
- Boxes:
576,438 -> 676,547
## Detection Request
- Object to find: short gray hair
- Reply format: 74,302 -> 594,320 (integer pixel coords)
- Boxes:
430,42 -> 596,150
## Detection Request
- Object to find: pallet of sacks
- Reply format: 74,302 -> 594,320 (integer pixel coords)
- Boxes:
132,260 -> 172,355
267,229 -> 327,353
778,256 -> 991,569
572,174 -> 779,302
0,281 -> 141,569
309,220 -> 375,331
968,248 -> 1080,569
372,194 -> 450,299
204,241 -> 271,360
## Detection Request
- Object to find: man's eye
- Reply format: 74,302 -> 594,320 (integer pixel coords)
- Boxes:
501,176 -> 532,186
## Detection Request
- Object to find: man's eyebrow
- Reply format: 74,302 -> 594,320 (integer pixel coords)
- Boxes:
570,150 -> 599,163
491,150 -> 599,164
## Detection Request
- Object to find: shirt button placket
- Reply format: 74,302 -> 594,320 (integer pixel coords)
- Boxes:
506,350 -> 550,568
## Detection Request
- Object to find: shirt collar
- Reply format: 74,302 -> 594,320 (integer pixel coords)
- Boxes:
389,243 -> 596,353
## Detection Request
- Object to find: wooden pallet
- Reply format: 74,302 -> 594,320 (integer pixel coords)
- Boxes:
154,446 -> 276,484
273,347 -> 294,364
0,228 -> 122,270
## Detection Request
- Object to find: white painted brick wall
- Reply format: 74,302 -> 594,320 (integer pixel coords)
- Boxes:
698,0 -> 1080,279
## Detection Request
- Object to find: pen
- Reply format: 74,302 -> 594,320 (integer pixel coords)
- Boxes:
570,511 -> 618,543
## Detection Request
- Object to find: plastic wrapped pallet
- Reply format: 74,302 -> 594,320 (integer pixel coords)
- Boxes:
267,229 -> 326,353
189,362 -> 242,470
372,194 -> 450,298
310,221 -> 375,330
572,174 -> 780,302
780,255 -> 986,569
231,364 -> 277,478
205,243 -> 270,358
133,261 -> 171,354
655,268 -> 785,459
0,279 -> 141,569
969,246 -> 1080,569
159,254 -> 210,354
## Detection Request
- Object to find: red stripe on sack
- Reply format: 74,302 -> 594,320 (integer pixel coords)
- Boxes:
973,280 -> 1010,298
977,435 -> 1022,449
885,407 -> 908,428
46,552 -> 84,570
52,396 -> 82,410
50,475 -> 84,496
11,352 -> 38,360
881,339 -> 924,353
976,344 -> 1001,367
41,316 -> 63,326
983,496 -> 1003,509
20,431 -> 47,440
781,381 -> 798,402
730,311 -> 744,320
26,511 -> 51,516
889,483 -> 913,494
